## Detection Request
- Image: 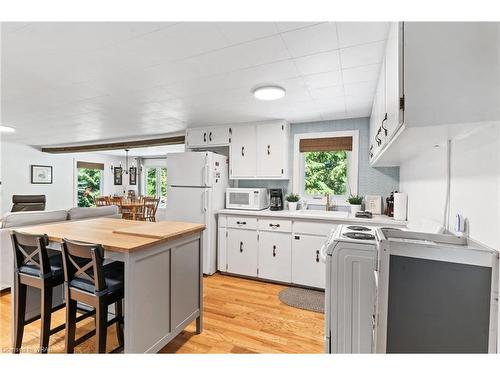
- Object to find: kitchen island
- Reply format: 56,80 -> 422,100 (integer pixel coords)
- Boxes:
14,217 -> 205,353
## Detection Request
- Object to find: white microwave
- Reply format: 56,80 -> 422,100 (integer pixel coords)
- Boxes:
226,188 -> 269,210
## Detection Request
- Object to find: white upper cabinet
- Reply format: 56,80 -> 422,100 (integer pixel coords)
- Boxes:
186,126 -> 231,148
369,22 -> 500,166
207,126 -> 231,146
383,22 -> 403,141
256,122 -> 289,178
229,124 -> 257,178
186,128 -> 209,148
230,121 -> 289,180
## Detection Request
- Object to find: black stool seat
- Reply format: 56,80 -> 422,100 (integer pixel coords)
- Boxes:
62,238 -> 125,353
11,231 -> 68,354
19,252 -> 63,280
70,261 -> 124,296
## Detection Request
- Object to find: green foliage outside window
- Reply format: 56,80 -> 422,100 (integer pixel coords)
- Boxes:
304,151 -> 348,195
147,168 -> 157,196
146,167 -> 168,207
77,168 -> 101,207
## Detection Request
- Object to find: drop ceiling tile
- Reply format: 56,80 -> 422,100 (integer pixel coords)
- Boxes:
275,22 -> 324,33
303,70 -> 342,89
242,35 -> 292,66
340,41 -> 386,69
337,22 -> 389,48
344,94 -> 374,113
343,80 -> 377,97
293,50 -> 341,76
281,22 -> 338,58
309,85 -> 344,100
342,64 -> 381,84
215,22 -> 279,44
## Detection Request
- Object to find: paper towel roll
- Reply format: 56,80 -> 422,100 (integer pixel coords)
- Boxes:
393,192 -> 408,221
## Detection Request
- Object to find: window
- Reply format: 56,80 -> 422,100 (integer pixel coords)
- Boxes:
145,167 -> 168,207
293,131 -> 359,204
77,167 -> 103,207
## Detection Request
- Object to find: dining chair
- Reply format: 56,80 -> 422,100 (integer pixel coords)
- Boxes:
10,231 -> 93,353
95,196 -> 110,207
61,238 -> 124,353
140,197 -> 160,222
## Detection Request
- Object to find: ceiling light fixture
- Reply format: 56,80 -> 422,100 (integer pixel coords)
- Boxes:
253,86 -> 286,101
0,125 -> 15,133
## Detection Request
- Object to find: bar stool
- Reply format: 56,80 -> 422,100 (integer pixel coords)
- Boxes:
61,238 -> 125,353
10,232 -> 61,352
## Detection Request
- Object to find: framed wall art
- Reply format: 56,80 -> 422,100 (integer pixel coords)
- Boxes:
31,165 -> 53,184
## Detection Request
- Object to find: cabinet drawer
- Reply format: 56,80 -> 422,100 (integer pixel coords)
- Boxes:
293,220 -> 337,237
227,216 -> 257,230
258,218 -> 292,233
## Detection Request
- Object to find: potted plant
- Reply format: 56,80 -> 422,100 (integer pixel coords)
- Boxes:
347,194 -> 363,213
285,193 -> 300,211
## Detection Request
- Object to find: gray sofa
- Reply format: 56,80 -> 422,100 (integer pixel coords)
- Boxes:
0,206 -> 120,290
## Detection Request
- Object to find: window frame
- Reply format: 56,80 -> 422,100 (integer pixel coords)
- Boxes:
144,166 -> 168,207
292,130 -> 359,205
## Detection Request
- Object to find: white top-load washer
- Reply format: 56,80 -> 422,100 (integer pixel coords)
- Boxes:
322,224 -> 404,353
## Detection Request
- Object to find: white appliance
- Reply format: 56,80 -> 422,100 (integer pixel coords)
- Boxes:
225,188 -> 269,210
165,151 -> 228,275
364,195 -> 382,215
322,224 -> 384,353
374,229 -> 499,353
392,192 -> 407,221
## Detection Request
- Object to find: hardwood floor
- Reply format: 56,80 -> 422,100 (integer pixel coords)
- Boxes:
0,274 -> 324,354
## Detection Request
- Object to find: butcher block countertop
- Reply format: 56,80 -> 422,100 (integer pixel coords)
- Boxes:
17,217 -> 205,253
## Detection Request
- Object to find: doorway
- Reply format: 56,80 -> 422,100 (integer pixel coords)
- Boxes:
77,167 -> 103,207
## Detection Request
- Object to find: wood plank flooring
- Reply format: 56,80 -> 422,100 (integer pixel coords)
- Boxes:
0,274 -> 324,354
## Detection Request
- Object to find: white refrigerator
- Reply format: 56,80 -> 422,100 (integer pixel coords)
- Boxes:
165,151 -> 228,275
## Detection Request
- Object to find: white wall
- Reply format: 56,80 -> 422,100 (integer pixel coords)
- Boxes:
0,142 -> 136,216
400,124 -> 500,250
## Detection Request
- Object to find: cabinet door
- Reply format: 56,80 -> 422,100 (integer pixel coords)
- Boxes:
292,234 -> 326,289
256,122 -> 286,178
369,88 -> 380,158
227,228 -> 258,277
384,22 -> 403,140
258,231 -> 292,283
208,126 -> 230,146
186,128 -> 207,148
230,125 -> 257,178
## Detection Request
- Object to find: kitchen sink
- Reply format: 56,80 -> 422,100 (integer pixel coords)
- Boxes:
294,210 -> 349,218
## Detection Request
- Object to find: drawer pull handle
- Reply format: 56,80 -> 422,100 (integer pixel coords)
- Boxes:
236,221 -> 246,225
272,245 -> 276,257
241,146 -> 245,157
294,236 -> 300,240
204,132 -> 207,142
269,223 -> 280,228
209,131 -> 213,142
267,145 -> 271,155
240,241 -> 243,252
316,250 -> 320,263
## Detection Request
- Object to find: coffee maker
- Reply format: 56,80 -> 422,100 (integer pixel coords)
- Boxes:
269,189 -> 284,211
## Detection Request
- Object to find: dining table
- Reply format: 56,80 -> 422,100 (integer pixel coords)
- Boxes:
14,217 -> 205,353
119,202 -> 145,220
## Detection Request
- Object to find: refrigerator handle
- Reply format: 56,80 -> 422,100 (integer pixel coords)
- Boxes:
203,189 -> 208,212
203,155 -> 210,186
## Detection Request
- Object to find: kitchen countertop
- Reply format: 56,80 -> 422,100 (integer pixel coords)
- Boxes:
18,217 -> 206,253
218,208 -> 408,226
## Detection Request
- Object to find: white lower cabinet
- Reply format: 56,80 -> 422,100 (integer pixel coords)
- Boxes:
227,228 -> 258,277
219,215 -> 329,288
258,231 -> 292,283
291,234 -> 326,289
